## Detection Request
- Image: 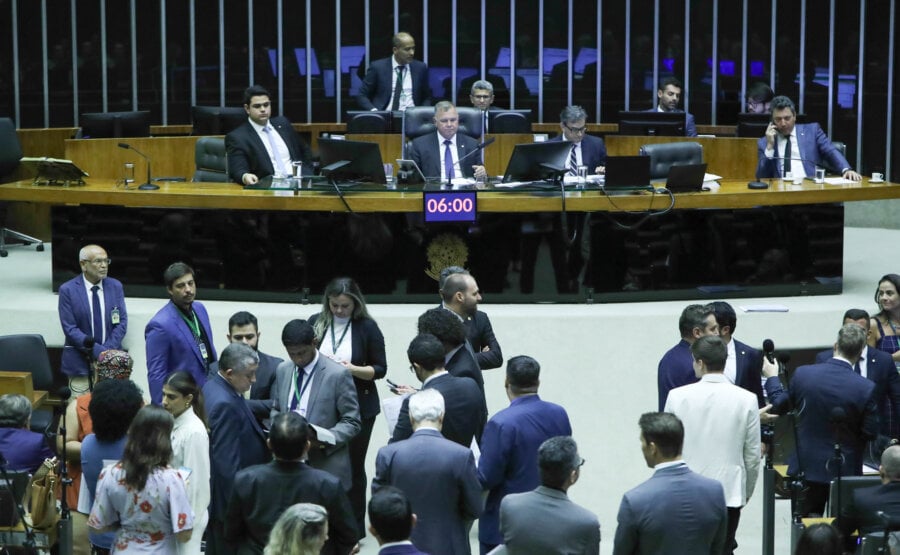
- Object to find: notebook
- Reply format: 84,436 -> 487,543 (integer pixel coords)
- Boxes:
602,156 -> 653,192
664,163 -> 709,192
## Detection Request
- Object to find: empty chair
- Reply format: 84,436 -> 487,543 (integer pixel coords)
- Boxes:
79,110 -> 151,138
0,334 -> 56,435
491,111 -> 531,133
347,111 -> 392,134
0,117 -> 43,257
639,142 -> 704,180
193,137 -> 228,182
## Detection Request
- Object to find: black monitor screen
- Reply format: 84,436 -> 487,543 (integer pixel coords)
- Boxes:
617,110 -> 686,136
192,106 -> 247,135
80,110 -> 151,139
735,112 -> 807,138
501,141 -> 572,183
318,138 -> 386,184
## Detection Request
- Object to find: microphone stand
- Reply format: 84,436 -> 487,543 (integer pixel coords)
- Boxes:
0,454 -> 38,554
56,387 -> 73,555
761,422 -> 776,555
117,143 -> 159,190
321,160 -> 353,213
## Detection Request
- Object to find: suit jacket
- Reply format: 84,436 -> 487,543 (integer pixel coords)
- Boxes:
392,372 -> 486,448
378,544 -> 430,555
58,275 -> 128,377
225,116 -> 313,184
755,122 -> 853,179
478,395 -> 572,546
203,373 -> 270,521
0,427 -> 55,472
270,355 -> 362,490
613,462 -> 727,555
209,350 -> 283,421
224,460 -> 357,555
309,314 -> 387,419
657,340 -> 695,411
644,108 -> 698,137
500,486 -> 600,555
765,358 -> 879,483
836,481 -> 900,541
549,133 -> 608,172
446,343 -> 484,392
732,339 -> 765,407
664,374 -> 761,508
815,346 -> 900,438
357,57 -> 430,111
145,300 -> 216,405
465,310 -> 503,370
373,428 -> 483,555
408,132 -> 482,179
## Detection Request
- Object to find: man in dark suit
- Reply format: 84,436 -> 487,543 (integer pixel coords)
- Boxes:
815,309 -> 900,443
357,32 -> 430,111
550,105 -> 607,175
391,333 -> 486,448
270,319 -> 361,491
439,267 -> 503,370
208,311 -> 283,422
500,436 -> 600,555
709,301 -> 765,407
650,76 -> 698,137
417,307 -> 484,392
479,356 -> 572,554
225,84 -> 313,185
58,244 -> 127,392
657,303 -> 719,411
368,486 -> 430,555
407,101 -> 488,180
755,95 -> 861,180
225,412 -> 358,555
145,262 -> 216,405
613,412 -> 727,555
836,444 -> 900,549
373,389 -> 482,555
764,323 -> 879,515
203,342 -> 270,555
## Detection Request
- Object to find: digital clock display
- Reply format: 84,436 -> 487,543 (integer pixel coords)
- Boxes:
423,190 -> 477,223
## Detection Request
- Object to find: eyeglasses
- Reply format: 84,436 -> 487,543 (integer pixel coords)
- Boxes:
564,123 -> 586,134
85,258 -> 112,266
472,94 -> 493,100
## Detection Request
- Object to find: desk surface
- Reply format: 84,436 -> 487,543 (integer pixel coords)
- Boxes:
1,177 -> 897,213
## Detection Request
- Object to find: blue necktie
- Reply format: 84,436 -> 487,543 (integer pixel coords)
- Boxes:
444,140 -> 455,179
263,126 -> 288,177
569,143 -> 579,175
91,285 -> 103,345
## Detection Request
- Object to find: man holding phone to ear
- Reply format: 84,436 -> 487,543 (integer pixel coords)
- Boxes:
755,95 -> 861,181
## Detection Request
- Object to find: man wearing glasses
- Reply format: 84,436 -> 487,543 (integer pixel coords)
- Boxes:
58,244 -> 128,394
551,105 -> 607,175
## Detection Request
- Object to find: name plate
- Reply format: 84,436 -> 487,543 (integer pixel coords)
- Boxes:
423,190 -> 477,223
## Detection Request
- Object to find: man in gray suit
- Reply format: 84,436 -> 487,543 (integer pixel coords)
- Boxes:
270,319 -> 361,491
613,412 -> 727,555
499,436 -> 600,554
373,389 -> 482,555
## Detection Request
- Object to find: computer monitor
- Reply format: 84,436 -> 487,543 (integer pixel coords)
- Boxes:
501,141 -> 572,183
617,110 -> 686,136
318,138 -> 386,184
191,106 -> 248,135
735,112 -> 808,138
79,110 -> 151,138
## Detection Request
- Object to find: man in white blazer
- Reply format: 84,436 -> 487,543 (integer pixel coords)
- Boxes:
664,335 -> 760,555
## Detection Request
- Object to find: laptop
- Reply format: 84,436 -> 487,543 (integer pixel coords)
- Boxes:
602,156 -> 654,192
663,163 -> 708,192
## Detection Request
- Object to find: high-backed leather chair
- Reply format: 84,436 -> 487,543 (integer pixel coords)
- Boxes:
491,111 -> 531,133
347,111 -> 392,134
455,107 -> 484,140
0,118 -> 43,257
639,141 -> 704,180
0,334 -> 56,435
193,137 -> 228,182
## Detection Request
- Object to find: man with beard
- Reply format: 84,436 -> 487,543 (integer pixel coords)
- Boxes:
440,267 -> 503,370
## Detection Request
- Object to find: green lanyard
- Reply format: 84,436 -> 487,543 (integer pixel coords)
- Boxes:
329,321 -> 350,355
178,308 -> 201,339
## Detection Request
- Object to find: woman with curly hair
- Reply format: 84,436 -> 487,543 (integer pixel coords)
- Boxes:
88,405 -> 193,553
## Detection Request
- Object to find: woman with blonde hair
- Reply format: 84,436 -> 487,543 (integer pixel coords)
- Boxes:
264,503 -> 329,555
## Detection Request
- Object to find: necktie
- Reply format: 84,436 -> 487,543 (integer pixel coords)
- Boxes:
782,134 -> 792,177
263,126 -> 288,177
854,360 -> 862,375
444,139 -> 455,179
391,65 -> 405,111
569,143 -> 579,175
91,285 -> 103,345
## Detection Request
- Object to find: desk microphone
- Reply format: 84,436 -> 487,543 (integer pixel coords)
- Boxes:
320,160 -> 354,213
453,137 -> 496,175
118,142 -> 159,190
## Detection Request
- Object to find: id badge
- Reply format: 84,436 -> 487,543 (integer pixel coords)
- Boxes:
198,341 -> 209,360
111,308 -> 121,325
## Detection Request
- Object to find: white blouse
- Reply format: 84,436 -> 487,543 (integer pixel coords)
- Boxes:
170,409 -> 210,528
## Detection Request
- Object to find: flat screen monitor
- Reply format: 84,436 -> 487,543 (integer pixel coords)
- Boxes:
191,106 -> 247,135
735,112 -> 808,138
318,137 -> 386,184
79,110 -> 151,138
501,141 -> 572,183
340,45 -> 366,74
617,110 -> 686,136
293,48 -> 321,76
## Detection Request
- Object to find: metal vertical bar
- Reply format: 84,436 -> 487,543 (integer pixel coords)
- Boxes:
276,0 -> 283,116
509,0 -> 515,107
364,0 -> 369,74
306,0 -> 312,122
480,0 -> 486,80
827,0 -> 835,136
130,0 -> 138,109
740,0 -> 748,109
336,0 -> 342,121
537,0 -> 544,122
652,0 -> 658,107
451,0 -> 458,105
887,0 -> 895,180
566,0 -> 573,108
190,0 -> 197,107
624,0 -> 630,110
160,0 -> 167,124
770,0 -> 776,92
12,0 -> 19,125
248,0 -> 255,87
596,0 -> 602,121
422,0 -> 428,66
41,0 -> 48,126
683,0 -> 690,115
798,0 -> 806,114
711,0 -> 719,125
855,0 -> 865,172
219,0 -> 225,106
71,0 -> 79,124
101,0 -> 108,111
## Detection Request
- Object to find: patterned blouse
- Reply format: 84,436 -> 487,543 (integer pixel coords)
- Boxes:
88,462 -> 194,553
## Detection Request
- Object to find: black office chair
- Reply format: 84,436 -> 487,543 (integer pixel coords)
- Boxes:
491,111 -> 531,133
639,141 -> 704,180
0,117 -> 43,257
0,334 -> 57,436
347,111 -> 392,134
826,475 -> 882,517
192,137 -> 228,182
400,106 -> 437,158
455,107 -> 484,140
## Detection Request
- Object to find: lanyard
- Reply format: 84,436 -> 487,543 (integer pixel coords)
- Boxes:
293,365 -> 316,409
178,308 -> 201,338
329,321 -> 350,355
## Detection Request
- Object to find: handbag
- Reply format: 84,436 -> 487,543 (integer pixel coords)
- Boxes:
26,457 -> 60,530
